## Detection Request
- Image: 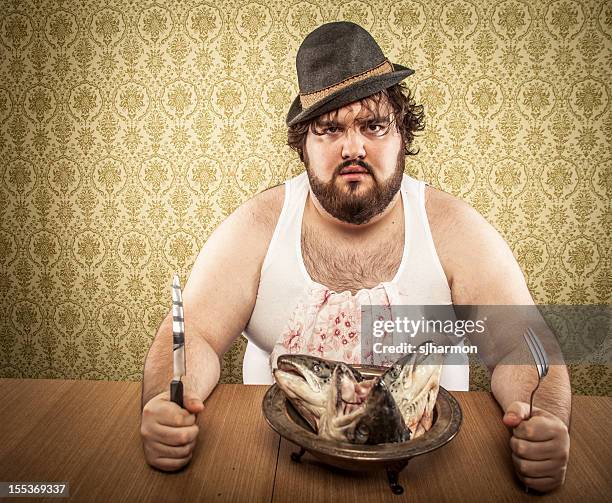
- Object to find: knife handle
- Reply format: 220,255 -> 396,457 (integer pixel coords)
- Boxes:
170,379 -> 183,408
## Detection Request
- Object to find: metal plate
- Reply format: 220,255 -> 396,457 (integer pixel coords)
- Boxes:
262,365 -> 463,471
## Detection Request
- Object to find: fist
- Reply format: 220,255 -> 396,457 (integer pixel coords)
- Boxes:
140,390 -> 204,471
503,401 -> 570,493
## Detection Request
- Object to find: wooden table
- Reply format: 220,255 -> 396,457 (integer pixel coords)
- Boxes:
0,380 -> 609,502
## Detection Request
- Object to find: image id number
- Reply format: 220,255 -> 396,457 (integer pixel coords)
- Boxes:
0,482 -> 69,497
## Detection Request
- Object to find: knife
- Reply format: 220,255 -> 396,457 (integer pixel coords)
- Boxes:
170,274 -> 185,408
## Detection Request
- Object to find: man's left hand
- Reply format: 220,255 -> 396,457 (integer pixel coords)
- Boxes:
502,401 -> 570,493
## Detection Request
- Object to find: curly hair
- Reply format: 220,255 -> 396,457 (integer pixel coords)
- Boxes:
287,82 -> 425,162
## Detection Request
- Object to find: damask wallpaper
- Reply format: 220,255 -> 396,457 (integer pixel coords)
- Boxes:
0,0 -> 610,394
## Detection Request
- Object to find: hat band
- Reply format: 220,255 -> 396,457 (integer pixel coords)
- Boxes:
299,59 -> 394,109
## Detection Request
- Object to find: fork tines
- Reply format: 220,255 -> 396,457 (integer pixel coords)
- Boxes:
523,327 -> 549,378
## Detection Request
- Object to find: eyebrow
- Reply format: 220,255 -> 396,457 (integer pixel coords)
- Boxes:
314,114 -> 393,127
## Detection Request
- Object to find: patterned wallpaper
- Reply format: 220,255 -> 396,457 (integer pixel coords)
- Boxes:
0,0 -> 610,394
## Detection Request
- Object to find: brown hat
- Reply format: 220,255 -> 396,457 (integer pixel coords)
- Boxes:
286,22 -> 414,126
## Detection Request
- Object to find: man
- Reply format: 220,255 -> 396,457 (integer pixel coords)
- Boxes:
140,22 -> 570,492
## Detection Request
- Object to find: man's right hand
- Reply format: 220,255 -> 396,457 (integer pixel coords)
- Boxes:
140,390 -> 204,471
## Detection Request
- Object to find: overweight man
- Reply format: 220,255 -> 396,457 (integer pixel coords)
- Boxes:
140,22 -> 570,492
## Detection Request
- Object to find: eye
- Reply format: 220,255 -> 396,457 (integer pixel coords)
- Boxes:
356,423 -> 369,441
313,363 -> 321,374
365,123 -> 389,135
323,126 -> 339,134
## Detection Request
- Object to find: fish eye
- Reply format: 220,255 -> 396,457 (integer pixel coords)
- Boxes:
313,363 -> 321,374
391,365 -> 401,378
356,423 -> 369,441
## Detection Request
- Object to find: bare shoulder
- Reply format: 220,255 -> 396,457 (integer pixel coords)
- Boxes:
181,183 -> 286,355
424,185 -> 497,246
238,183 -> 285,236
204,185 -> 285,269
424,185 -> 532,304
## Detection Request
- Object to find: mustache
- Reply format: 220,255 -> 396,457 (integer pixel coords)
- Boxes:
334,159 -> 374,176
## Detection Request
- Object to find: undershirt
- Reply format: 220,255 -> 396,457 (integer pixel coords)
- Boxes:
242,172 -> 469,390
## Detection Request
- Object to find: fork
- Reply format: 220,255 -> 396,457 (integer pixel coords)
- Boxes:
523,327 -> 550,418
522,327 -> 550,493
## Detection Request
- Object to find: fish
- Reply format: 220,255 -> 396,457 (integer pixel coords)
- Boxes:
338,375 -> 411,444
381,344 -> 444,438
273,355 -> 364,436
274,354 -> 410,444
273,342 -> 443,444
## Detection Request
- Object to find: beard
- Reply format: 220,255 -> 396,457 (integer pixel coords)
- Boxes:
304,149 -> 405,225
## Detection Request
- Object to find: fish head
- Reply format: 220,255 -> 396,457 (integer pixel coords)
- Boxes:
273,354 -> 361,432
348,378 -> 411,444
321,366 -> 409,445
382,342 -> 444,437
274,354 -> 412,445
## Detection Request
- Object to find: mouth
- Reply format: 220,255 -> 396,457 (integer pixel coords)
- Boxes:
332,379 -> 378,428
276,360 -> 322,392
338,377 -> 373,415
339,166 -> 370,181
340,165 -> 369,175
278,361 -> 304,378
340,396 -> 366,415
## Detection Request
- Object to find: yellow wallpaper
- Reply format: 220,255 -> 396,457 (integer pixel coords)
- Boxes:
0,0 -> 610,393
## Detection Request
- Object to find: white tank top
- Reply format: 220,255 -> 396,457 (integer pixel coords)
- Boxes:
242,172 -> 469,390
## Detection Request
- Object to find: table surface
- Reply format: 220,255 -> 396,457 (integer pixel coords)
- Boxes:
0,380 -> 610,502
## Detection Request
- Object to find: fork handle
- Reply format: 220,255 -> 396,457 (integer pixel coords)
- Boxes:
528,380 -> 541,418
525,379 -> 542,493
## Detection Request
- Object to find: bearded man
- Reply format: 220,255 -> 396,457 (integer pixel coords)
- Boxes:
140,22 -> 570,493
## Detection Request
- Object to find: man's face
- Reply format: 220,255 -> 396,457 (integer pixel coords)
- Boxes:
303,98 -> 405,225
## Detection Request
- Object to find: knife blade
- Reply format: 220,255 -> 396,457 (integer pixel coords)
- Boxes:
170,274 -> 185,408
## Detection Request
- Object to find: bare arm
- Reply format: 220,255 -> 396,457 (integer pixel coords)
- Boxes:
139,189 -> 282,471
141,188 -> 283,410
429,187 -> 571,491
428,187 -> 571,424
141,312 -> 220,411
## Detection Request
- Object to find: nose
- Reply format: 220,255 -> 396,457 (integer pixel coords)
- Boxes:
341,128 -> 366,160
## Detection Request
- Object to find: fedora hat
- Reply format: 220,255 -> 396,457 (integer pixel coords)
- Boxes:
286,21 -> 414,126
